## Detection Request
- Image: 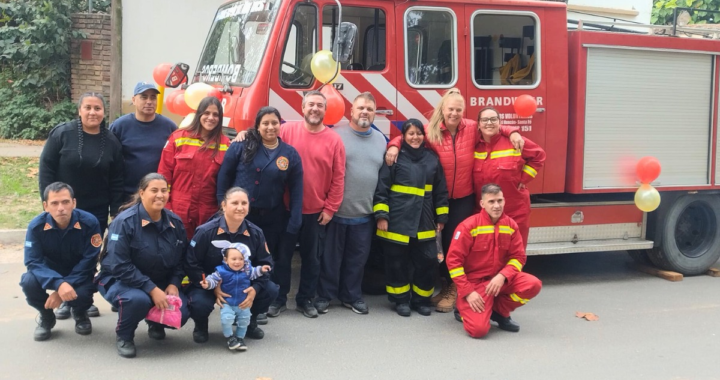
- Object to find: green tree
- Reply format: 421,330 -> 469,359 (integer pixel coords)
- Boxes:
652,0 -> 720,25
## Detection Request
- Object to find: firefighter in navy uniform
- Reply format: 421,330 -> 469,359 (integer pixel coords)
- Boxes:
184,187 -> 278,344
373,119 -> 449,317
96,173 -> 190,358
20,182 -> 101,341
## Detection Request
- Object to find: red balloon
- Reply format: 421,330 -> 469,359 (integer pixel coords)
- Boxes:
207,88 -> 224,102
164,91 -> 179,114
320,86 -> 345,125
153,63 -> 173,86
636,156 -> 661,184
514,94 -> 537,118
173,91 -> 194,116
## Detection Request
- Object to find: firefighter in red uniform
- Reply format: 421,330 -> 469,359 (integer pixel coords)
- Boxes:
158,97 -> 230,239
446,183 -> 542,338
473,107 -> 546,247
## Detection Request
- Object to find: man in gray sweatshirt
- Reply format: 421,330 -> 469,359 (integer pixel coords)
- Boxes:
315,92 -> 387,315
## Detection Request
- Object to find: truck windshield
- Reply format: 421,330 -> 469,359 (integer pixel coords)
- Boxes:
195,0 -> 281,86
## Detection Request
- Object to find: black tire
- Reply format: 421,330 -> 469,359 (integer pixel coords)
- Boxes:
646,194 -> 720,275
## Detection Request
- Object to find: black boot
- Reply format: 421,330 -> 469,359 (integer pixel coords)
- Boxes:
72,309 -> 92,335
116,337 -> 136,358
491,311 -> 520,332
34,311 -> 56,341
147,322 -> 166,340
454,307 -> 462,323
193,319 -> 209,343
87,304 -> 100,317
245,318 -> 264,340
54,302 -> 70,320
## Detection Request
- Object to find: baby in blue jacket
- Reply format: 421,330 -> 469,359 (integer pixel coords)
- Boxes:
200,241 -> 270,351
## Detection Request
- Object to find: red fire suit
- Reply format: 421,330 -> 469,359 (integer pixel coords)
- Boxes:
158,129 -> 230,239
446,210 -> 542,338
473,134 -> 545,247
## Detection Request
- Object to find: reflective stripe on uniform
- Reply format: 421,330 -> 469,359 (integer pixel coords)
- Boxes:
386,284 -> 410,294
412,284 -> 434,297
436,206 -> 449,215
499,225 -> 515,235
449,267 -> 465,278
175,137 -> 228,151
417,230 -> 436,240
510,293 -> 529,304
470,225 -> 495,236
507,259 -> 523,272
425,184 -> 433,192
390,184 -> 425,197
490,149 -> 521,159
376,230 -> 410,243
474,152 -> 488,159
523,165 -> 537,177
373,203 -> 389,213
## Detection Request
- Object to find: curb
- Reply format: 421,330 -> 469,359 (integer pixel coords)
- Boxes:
0,230 -> 26,246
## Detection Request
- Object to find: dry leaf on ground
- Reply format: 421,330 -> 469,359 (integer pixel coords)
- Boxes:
26,167 -> 39,178
575,312 -> 599,321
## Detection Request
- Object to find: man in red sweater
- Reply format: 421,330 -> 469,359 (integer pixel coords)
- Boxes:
268,90 -> 347,319
446,183 -> 541,338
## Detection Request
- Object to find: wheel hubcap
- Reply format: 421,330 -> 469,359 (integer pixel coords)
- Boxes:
674,201 -> 717,258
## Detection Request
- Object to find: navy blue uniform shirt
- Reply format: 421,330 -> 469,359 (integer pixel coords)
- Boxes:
24,209 -> 102,290
100,203 -> 187,293
185,215 -> 273,294
216,138 -> 303,233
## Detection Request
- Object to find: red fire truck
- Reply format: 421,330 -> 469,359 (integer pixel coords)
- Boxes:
187,0 -> 720,275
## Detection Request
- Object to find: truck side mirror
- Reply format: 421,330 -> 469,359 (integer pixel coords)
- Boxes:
332,22 -> 357,63
165,62 -> 190,88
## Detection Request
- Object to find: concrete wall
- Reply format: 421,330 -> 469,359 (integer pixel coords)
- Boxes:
71,13 -> 112,102
121,0 -> 226,111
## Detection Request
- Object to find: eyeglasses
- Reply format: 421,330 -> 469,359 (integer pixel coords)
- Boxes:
480,117 -> 500,124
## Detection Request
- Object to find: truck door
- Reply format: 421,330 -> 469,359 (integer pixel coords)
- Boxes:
463,7 -> 547,193
320,1 -> 396,135
395,2 -> 466,133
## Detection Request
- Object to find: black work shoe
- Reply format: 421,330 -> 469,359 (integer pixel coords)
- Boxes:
411,303 -> 433,316
314,297 -> 330,314
87,305 -> 100,317
54,302 -> 70,320
72,309 -> 92,335
236,337 -> 248,351
267,303 -> 286,317
296,299 -> 318,318
491,311 -> 520,332
147,323 -> 166,340
396,303 -> 411,317
193,329 -> 209,343
226,336 -> 240,350
111,306 -> 118,312
34,311 -> 56,341
342,300 -> 369,314
245,322 -> 264,340
116,338 -> 136,358
255,313 -> 268,325
454,308 -> 462,323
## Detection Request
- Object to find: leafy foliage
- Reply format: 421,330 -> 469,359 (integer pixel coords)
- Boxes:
652,0 -> 720,25
0,88 -> 78,139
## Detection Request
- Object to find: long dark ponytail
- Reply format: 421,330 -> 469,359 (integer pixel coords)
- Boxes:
242,106 -> 282,164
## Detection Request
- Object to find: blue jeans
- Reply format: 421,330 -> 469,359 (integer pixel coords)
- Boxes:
220,305 -> 251,338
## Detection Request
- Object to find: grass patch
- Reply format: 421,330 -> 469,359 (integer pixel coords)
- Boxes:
0,157 -> 42,229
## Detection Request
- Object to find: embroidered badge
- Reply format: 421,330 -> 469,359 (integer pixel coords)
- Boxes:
169,221 -> 175,228
73,221 -> 82,229
454,231 -> 461,240
243,230 -> 250,237
110,234 -> 119,241
25,241 -> 32,247
265,242 -> 270,253
91,233 -> 102,248
141,219 -> 150,227
217,227 -> 225,235
276,156 -> 289,171
190,240 -> 197,247
43,223 -> 52,231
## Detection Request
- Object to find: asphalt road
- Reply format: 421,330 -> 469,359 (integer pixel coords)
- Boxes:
0,245 -> 718,380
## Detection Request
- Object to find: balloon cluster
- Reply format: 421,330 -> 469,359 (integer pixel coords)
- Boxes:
153,63 -> 223,128
634,157 -> 661,212
310,50 -> 344,125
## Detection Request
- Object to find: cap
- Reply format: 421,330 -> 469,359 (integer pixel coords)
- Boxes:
133,81 -> 160,96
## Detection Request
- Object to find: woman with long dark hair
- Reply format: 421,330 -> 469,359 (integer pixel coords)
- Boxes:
96,173 -> 189,358
158,96 -> 230,239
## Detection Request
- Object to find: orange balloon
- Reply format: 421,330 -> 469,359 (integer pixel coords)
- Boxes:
514,94 -> 537,118
636,156 -> 661,184
153,63 -> 172,86
164,91 -> 179,114
320,86 -> 345,125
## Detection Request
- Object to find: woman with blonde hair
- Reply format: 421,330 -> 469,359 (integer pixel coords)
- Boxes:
385,88 -> 524,314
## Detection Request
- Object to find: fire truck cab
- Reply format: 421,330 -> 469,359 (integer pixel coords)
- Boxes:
192,0 -> 720,275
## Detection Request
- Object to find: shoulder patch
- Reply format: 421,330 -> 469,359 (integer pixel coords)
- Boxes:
25,241 -> 32,247
276,156 -> 289,171
190,240 -> 197,247
73,221 -> 82,229
110,234 -> 119,241
265,242 -> 270,253
91,233 -> 102,248
454,231 -> 461,240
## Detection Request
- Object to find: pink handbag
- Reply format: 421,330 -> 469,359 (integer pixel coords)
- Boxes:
145,295 -> 182,329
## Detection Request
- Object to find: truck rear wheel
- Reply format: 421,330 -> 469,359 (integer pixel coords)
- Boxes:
646,194 -> 720,275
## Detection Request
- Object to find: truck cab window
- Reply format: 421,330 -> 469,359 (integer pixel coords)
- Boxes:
472,12 -> 539,88
404,8 -> 456,87
281,3 -> 317,88
322,6 -> 386,71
